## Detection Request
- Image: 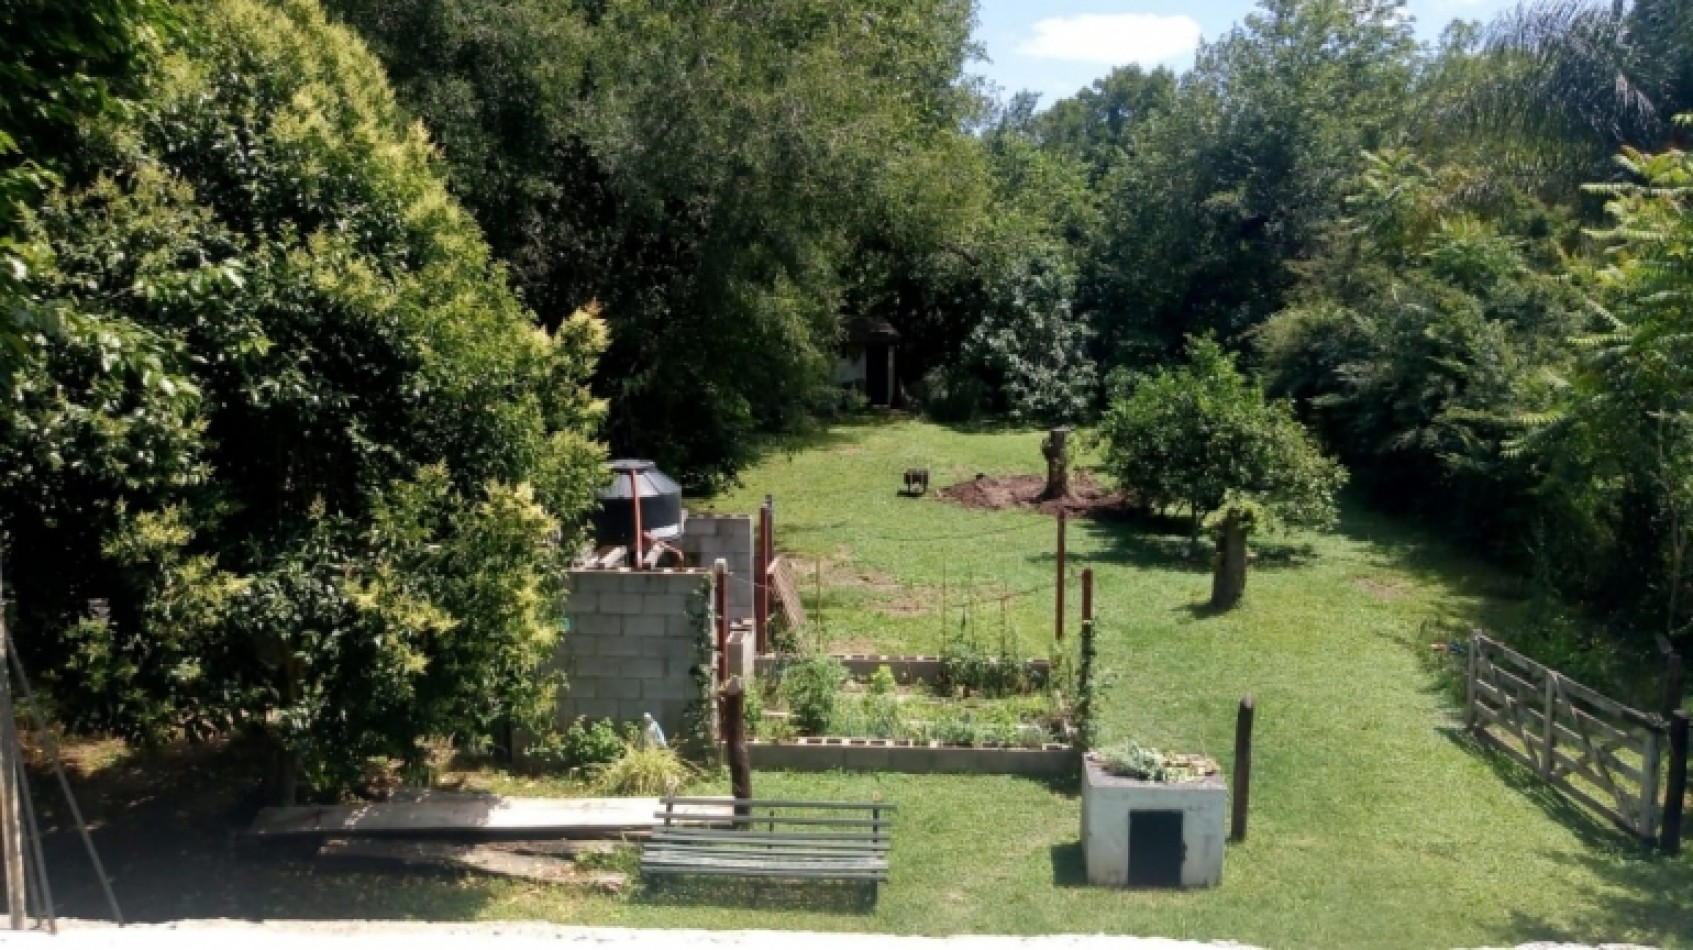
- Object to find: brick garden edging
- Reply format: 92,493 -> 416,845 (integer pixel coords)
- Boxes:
747,737 -> 1076,776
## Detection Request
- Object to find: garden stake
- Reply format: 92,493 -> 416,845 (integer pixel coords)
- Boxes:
1055,510 -> 1067,642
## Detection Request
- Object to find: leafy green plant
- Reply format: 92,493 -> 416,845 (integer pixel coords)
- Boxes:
938,640 -> 1029,698
593,742 -> 695,797
1096,741 -> 1212,782
781,654 -> 848,736
868,664 -> 897,697
528,717 -> 624,775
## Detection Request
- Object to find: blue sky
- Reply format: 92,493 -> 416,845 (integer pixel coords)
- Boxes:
970,0 -> 1519,105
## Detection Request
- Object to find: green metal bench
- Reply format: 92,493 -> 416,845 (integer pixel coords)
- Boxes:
641,797 -> 894,898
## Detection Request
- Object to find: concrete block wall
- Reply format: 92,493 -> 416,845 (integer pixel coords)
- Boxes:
555,568 -> 711,738
676,513 -> 754,621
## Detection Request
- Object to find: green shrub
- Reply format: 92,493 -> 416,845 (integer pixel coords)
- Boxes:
939,641 -> 1028,698
868,664 -> 897,697
781,654 -> 848,736
529,717 -> 623,775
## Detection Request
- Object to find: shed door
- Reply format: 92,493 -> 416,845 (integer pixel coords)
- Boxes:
1127,810 -> 1185,888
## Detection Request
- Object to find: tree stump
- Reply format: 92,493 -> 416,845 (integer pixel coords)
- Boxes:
1040,427 -> 1071,501
1210,510 -> 1249,610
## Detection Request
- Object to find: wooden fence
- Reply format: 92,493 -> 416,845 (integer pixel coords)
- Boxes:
1467,634 -> 1670,841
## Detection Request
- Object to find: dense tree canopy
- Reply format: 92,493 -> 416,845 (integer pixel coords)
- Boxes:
1,0 -> 604,801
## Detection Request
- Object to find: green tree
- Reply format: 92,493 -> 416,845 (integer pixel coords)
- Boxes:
2,0 -> 605,802
1099,337 -> 1346,609
324,0 -> 985,487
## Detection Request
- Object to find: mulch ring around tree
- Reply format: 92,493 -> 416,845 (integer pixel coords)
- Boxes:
937,469 -> 1127,518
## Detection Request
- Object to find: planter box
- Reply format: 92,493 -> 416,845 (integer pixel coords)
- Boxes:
747,738 -> 1075,776
1081,756 -> 1225,889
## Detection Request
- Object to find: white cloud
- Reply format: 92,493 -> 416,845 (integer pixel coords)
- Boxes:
1015,13 -> 1202,66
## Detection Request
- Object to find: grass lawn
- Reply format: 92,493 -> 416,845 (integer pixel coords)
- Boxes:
40,417 -> 1693,948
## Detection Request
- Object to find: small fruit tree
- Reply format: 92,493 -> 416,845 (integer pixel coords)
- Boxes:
1099,337 -> 1346,609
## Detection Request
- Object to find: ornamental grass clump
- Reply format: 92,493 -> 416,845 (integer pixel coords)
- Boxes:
593,741 -> 694,796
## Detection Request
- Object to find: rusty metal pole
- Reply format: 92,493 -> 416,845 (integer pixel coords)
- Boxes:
1232,694 -> 1255,843
1055,510 -> 1067,642
755,503 -> 770,653
713,559 -> 729,685
628,469 -> 644,571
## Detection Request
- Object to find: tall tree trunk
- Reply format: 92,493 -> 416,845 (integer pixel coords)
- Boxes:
1211,511 -> 1249,610
1040,427 -> 1070,501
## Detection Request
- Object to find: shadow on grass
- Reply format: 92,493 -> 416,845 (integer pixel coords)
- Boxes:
1441,726 -> 1693,947
1048,841 -> 1087,887
1062,517 -> 1320,578
637,876 -> 878,914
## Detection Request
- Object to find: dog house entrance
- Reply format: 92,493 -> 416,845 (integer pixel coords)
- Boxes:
1127,810 -> 1185,888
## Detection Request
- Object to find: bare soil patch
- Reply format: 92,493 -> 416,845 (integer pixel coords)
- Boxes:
1356,577 -> 1410,600
938,470 -> 1125,519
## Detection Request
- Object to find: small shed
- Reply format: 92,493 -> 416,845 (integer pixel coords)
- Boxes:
835,315 -> 900,408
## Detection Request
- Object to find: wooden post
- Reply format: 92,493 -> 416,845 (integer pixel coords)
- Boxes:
0,625 -> 25,929
1660,635 -> 1685,720
1232,694 -> 1254,843
1465,635 -> 1481,730
721,677 -> 751,824
1540,671 -> 1558,779
755,503 -> 771,653
713,559 -> 729,686
1662,710 -> 1688,856
1055,510 -> 1067,643
1081,568 -> 1094,624
1641,728 -> 1663,841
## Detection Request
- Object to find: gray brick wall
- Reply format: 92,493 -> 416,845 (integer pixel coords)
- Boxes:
555,568 -> 712,738
676,512 -> 754,621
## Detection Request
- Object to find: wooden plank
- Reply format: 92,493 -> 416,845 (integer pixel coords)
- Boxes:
657,813 -> 892,829
249,796 -> 734,840
653,828 -> 892,845
643,864 -> 887,881
319,839 -> 628,890
1555,675 -> 1661,731
647,841 -> 888,857
1548,771 -> 1648,838
662,798 -> 897,811
643,856 -> 887,873
770,557 -> 807,631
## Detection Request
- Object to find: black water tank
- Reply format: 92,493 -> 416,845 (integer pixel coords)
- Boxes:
592,459 -> 684,546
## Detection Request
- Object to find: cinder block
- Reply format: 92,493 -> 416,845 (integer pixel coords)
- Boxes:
595,593 -> 640,614
642,636 -> 695,659
641,593 -> 690,615
575,656 -> 622,678
570,613 -> 621,637
559,636 -> 595,659
563,590 -> 598,615
562,697 -> 618,722
599,678 -> 642,700
565,679 -> 598,699
619,657 -> 666,679
622,616 -> 666,639
641,677 -> 695,701
598,636 -> 643,657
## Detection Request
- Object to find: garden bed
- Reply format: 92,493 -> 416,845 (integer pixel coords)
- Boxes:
754,652 -> 1050,686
